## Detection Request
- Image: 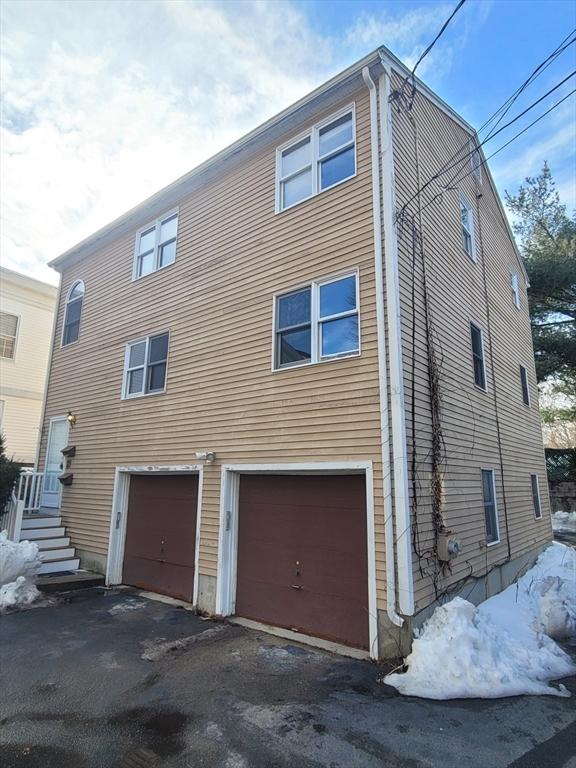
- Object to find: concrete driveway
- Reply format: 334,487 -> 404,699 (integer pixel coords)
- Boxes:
1,588 -> 575,768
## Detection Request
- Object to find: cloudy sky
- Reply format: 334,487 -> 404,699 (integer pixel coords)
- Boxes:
2,0 -> 575,285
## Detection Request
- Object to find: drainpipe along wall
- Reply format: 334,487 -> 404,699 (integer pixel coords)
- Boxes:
378,60 -> 415,617
362,66 -> 403,629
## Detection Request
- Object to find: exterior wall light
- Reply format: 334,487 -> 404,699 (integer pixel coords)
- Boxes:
67,411 -> 77,427
195,451 -> 216,463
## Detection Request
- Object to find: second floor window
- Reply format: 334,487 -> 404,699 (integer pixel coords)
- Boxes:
123,332 -> 169,398
460,196 -> 476,260
0,312 -> 18,359
134,211 -> 178,279
470,322 -> 487,390
520,365 -> 530,405
275,273 -> 359,369
277,108 -> 356,212
62,281 -> 85,346
511,272 -> 521,309
530,474 -> 542,519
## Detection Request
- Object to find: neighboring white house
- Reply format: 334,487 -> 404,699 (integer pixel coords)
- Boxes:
0,267 -> 57,464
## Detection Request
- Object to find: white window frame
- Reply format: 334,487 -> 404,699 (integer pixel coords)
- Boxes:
470,138 -> 482,184
275,104 -> 357,213
132,208 -> 179,281
61,280 -> 85,347
470,322 -> 487,392
122,331 -> 170,399
530,473 -> 542,520
272,270 -> 360,371
460,195 -> 476,261
520,364 -> 530,406
481,468 -> 500,546
511,272 -> 521,309
0,312 -> 19,360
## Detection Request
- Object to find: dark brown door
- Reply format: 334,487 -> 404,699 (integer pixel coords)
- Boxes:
236,474 -> 369,649
122,474 -> 198,601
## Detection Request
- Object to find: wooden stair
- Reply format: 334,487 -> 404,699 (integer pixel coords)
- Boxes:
20,514 -> 80,574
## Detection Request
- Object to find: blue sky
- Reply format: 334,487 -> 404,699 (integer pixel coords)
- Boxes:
1,0 -> 575,284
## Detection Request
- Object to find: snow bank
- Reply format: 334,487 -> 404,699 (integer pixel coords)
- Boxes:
0,531 -> 42,612
384,543 -> 576,699
552,511 -> 576,535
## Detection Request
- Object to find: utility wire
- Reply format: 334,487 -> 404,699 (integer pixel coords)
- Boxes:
396,69 -> 576,219
410,0 -> 468,79
394,29 -> 576,217
417,87 -> 576,218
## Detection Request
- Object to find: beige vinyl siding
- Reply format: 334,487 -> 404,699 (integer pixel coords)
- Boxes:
39,88 -> 392,602
391,75 -> 551,610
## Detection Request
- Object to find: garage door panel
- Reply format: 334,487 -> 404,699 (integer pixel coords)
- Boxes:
236,474 -> 369,649
122,474 -> 198,602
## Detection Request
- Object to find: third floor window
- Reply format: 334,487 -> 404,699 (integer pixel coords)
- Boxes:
134,210 -> 178,279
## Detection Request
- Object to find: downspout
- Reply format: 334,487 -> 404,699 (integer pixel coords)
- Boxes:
34,275 -> 62,471
378,60 -> 415,617
362,66 -> 403,628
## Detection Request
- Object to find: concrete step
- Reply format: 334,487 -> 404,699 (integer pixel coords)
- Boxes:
37,571 -> 105,592
21,527 -> 66,540
38,558 -> 80,575
35,537 -> 70,550
39,547 -> 76,561
21,516 -> 61,529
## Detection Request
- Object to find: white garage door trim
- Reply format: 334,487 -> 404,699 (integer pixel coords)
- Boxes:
215,461 -> 378,659
106,463 -> 204,605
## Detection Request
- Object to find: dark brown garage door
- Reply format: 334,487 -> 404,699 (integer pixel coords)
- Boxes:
122,474 -> 198,601
236,474 -> 369,649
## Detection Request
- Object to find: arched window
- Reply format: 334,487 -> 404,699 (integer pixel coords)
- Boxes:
62,281 -> 85,346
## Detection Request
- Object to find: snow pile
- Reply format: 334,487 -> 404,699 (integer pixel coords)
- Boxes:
385,543 -> 576,699
552,511 -> 576,534
0,531 -> 42,612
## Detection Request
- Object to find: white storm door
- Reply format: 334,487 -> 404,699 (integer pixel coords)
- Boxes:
41,417 -> 70,508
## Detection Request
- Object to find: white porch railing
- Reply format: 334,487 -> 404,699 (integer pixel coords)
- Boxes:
2,493 -> 25,542
16,469 -> 44,513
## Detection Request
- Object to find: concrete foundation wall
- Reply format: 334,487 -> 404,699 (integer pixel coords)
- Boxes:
77,548 -> 107,576
197,574 -> 217,615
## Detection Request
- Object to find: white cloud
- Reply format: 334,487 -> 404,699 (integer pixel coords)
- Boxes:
1,0 -> 491,285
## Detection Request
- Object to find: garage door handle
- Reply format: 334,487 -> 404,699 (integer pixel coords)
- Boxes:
291,584 -> 303,590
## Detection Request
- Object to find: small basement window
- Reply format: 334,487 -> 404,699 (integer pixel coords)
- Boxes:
134,210 -> 178,279
0,312 -> 19,359
275,272 -> 359,369
481,468 -> 499,545
460,196 -> 476,260
470,322 -> 487,390
277,107 -> 356,212
123,332 -> 169,398
530,474 -> 542,519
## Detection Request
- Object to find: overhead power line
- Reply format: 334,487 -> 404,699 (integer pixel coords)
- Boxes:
396,68 -> 576,219
410,0 -> 468,79
417,87 -> 576,219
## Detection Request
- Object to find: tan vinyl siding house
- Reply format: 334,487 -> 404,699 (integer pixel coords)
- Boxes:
36,47 -> 551,658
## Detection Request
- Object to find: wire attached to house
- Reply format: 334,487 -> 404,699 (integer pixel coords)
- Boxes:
401,0 -> 468,107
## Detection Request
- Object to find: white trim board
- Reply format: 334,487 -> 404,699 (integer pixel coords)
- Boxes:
214,461 -> 379,660
106,464 -> 204,602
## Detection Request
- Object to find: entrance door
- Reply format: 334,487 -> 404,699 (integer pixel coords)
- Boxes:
41,416 -> 70,508
235,474 -> 369,649
122,474 -> 198,601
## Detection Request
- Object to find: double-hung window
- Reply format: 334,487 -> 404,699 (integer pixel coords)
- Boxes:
460,196 -> 476,260
511,272 -> 521,309
123,332 -> 169,398
520,365 -> 530,405
277,107 -> 356,211
62,281 -> 85,346
134,210 -> 178,279
0,312 -> 19,359
470,322 -> 487,390
530,474 -> 542,519
481,469 -> 499,545
275,273 -> 359,368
